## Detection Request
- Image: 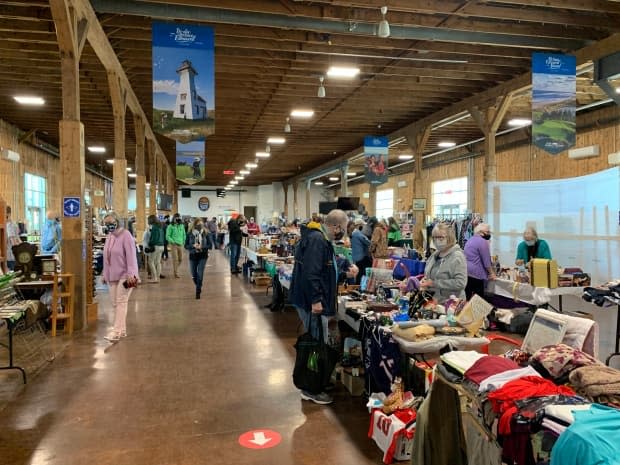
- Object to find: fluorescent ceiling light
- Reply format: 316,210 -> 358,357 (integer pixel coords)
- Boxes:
347,172 -> 357,176
290,109 -> 314,118
88,146 -> 106,153
616,87 -> 620,93
106,159 -> 114,164
245,163 -> 258,169
145,183 -> 151,188
328,177 -> 339,181
507,118 -> 532,127
314,181 -> 324,186
128,173 -> 137,178
438,141 -> 456,148
398,154 -> 414,160
13,95 -> 45,105
256,151 -> 270,158
230,180 -> 238,185
126,167 -> 132,172
225,187 -> 232,190
267,137 -> 285,144
240,169 -> 251,174
235,176 -> 244,180
326,66 -> 360,78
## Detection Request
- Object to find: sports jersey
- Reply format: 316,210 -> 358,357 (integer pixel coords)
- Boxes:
361,318 -> 401,395
368,408 -> 416,464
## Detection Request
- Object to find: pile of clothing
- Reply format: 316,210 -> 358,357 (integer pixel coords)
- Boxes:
582,280 -> 620,306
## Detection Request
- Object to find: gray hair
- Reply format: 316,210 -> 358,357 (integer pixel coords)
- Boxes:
524,226 -> 538,239
104,212 -> 121,223
474,223 -> 490,234
325,209 -> 349,229
432,223 -> 457,247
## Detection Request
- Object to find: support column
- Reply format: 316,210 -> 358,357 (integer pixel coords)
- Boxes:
134,114 -> 146,240
305,179 -> 311,219
292,181 -> 299,220
156,155 -> 163,213
406,127 -> 431,248
282,182 -> 289,220
339,163 -> 349,196
51,0 -> 89,331
368,184 -> 377,216
469,94 -> 512,216
148,140 -> 157,216
109,71 -> 128,220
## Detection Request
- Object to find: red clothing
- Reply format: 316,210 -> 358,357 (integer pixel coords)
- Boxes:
487,375 -> 574,435
246,222 -> 260,235
464,355 -> 519,385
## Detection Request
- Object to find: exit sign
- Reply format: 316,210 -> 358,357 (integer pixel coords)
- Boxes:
223,170 -> 235,175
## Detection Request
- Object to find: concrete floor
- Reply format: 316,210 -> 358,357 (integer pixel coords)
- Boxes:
0,250 -> 383,465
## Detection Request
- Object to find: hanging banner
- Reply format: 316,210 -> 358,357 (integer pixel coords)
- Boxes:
152,22 -> 215,143
364,136 -> 388,185
176,139 -> 205,185
532,52 -> 576,155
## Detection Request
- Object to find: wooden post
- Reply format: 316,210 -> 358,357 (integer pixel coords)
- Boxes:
282,182 -> 289,220
134,114 -> 146,240
368,184 -> 377,216
156,155 -> 163,213
147,139 -> 157,215
406,127 -> 431,247
292,181 -> 299,220
340,163 -> 349,196
50,0 -> 88,331
305,179 -> 311,219
108,71 -> 128,220
469,94 -> 513,215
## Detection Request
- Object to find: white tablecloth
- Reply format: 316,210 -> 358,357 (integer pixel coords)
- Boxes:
242,246 -> 277,266
488,278 -> 584,306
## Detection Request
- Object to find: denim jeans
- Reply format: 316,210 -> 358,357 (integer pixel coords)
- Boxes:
209,232 -> 217,249
295,306 -> 329,343
189,255 -> 208,291
229,242 -> 241,271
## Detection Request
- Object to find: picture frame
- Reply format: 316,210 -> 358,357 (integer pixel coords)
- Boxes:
412,198 -> 427,211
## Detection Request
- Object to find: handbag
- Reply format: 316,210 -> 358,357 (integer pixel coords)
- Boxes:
144,246 -> 154,254
292,315 -> 340,394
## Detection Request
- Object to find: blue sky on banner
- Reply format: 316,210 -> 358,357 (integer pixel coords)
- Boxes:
152,22 -> 215,111
364,136 -> 389,155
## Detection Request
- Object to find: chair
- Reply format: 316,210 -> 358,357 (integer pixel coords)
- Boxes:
50,273 -> 74,337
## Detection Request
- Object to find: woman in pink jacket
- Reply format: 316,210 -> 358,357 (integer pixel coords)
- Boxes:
102,212 -> 139,342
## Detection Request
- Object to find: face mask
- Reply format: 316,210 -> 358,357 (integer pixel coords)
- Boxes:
334,231 -> 344,241
105,223 -> 117,233
195,224 -> 203,230
525,239 -> 536,246
434,239 -> 448,250
482,232 -> 491,240
175,218 -> 182,224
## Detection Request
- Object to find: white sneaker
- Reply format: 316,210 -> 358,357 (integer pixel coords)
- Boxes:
120,331 -> 127,338
104,332 -> 120,342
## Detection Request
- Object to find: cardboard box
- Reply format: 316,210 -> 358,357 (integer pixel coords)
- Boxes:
342,371 -> 365,396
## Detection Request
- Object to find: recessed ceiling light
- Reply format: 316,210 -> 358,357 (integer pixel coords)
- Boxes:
507,118 -> 532,127
225,187 -> 232,190
88,146 -> 106,153
14,95 -> 45,105
290,109 -> 314,118
347,172 -> 357,176
256,151 -> 270,158
235,176 -> 244,180
438,141 -> 456,148
230,180 -> 238,185
245,162 -> 258,169
128,173 -> 137,178
329,177 -> 339,181
126,167 -> 132,172
106,159 -> 114,164
398,154 -> 414,160
267,137 -> 285,144
314,181 -> 324,186
327,66 -> 360,78
240,169 -> 250,174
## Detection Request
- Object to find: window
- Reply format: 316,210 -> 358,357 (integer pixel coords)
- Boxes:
431,177 -> 468,217
375,188 -> 394,220
24,173 -> 46,234
180,93 -> 187,101
179,104 -> 185,114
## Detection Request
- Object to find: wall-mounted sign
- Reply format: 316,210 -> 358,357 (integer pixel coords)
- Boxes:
94,190 -> 104,197
197,196 -> 210,211
412,198 -> 427,211
223,170 -> 235,175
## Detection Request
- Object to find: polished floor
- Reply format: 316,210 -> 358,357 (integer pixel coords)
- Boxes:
0,250 -> 383,465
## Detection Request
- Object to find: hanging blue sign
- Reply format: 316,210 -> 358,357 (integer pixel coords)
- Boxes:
364,136 -> 388,185
152,22 -> 215,143
532,53 -> 576,155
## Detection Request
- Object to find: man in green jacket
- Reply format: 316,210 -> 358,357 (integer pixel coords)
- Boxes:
166,213 -> 187,278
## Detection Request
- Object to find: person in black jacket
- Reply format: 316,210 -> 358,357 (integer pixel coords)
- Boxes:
227,213 -> 246,274
289,209 -> 350,405
185,218 -> 211,299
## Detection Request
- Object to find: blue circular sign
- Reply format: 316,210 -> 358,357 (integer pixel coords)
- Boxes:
198,196 -> 210,211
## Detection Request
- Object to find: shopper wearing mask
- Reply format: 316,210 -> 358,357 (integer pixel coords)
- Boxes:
351,219 -> 372,284
166,213 -> 186,278
207,217 -> 218,249
5,206 -> 21,270
185,218 -> 211,299
515,227 -> 552,265
227,213 -> 243,274
102,213 -> 139,342
464,223 -> 496,299
41,211 -> 62,255
420,222 -> 467,303
387,217 -> 402,246
146,215 -> 165,283
369,216 -> 389,259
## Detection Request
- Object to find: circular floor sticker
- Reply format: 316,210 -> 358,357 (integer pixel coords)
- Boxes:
238,429 -> 282,450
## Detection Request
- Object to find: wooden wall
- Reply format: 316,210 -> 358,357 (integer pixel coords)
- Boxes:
342,105 -> 620,218
0,119 -> 107,228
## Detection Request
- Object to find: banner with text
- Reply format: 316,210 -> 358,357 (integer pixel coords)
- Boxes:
152,22 -> 215,143
176,139 -> 205,185
532,52 -> 576,155
364,136 -> 389,185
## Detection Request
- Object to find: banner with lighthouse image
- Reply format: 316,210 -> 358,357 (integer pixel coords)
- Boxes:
152,22 -> 215,143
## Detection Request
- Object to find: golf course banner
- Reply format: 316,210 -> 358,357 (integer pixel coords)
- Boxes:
152,22 -> 215,143
532,52 -> 576,155
176,139 -> 205,185
364,136 -> 388,185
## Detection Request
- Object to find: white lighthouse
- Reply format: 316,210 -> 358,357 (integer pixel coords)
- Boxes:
173,60 -> 207,120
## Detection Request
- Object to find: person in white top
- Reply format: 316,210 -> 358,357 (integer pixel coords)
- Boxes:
6,206 -> 21,270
